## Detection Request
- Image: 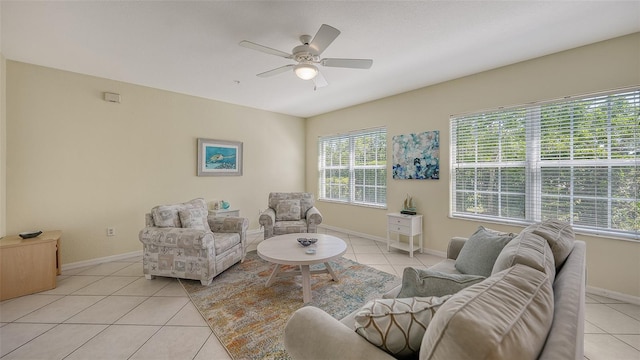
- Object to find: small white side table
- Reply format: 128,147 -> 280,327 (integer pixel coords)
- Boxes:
208,209 -> 240,217
387,213 -> 423,257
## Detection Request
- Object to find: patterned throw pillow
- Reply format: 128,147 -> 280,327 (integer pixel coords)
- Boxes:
178,207 -> 211,231
355,296 -> 451,357
275,199 -> 301,221
151,198 -> 209,228
152,204 -> 182,227
397,267 -> 485,298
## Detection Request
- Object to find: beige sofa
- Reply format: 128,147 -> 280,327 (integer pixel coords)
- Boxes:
284,221 -> 586,360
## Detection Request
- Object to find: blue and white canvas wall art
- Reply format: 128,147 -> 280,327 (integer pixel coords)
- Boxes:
392,131 -> 440,180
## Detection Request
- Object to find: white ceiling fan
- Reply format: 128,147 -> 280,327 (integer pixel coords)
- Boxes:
239,24 -> 373,89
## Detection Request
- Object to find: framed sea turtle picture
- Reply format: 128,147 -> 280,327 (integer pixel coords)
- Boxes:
197,138 -> 243,176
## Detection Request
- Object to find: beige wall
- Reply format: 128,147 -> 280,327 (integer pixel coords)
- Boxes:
306,33 -> 640,298
6,61 -> 305,264
0,53 -> 5,237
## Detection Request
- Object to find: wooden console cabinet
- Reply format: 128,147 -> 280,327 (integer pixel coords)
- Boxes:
0,230 -> 62,300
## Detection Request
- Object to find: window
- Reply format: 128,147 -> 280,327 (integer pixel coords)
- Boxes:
318,127 -> 387,207
451,88 -> 639,240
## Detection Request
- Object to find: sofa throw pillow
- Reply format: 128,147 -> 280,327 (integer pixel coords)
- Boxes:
454,226 -> 516,277
151,198 -> 208,228
355,296 -> 451,358
421,264 -> 554,360
531,219 -> 575,270
178,207 -> 211,231
275,199 -> 302,221
397,267 -> 485,298
492,230 -> 556,282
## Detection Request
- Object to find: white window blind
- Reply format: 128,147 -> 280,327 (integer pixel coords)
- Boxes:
451,88 -> 639,240
318,127 -> 387,207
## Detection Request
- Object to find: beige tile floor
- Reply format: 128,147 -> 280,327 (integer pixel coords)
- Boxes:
1,229 -> 638,359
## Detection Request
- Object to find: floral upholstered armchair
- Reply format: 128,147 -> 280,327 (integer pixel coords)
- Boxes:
258,192 -> 323,239
138,198 -> 248,286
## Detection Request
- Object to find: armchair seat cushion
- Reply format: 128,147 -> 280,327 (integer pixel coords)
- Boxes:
213,233 -> 241,254
139,227 -> 213,249
274,220 -> 308,235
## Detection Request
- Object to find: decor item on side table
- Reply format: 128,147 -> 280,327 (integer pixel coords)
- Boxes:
197,138 -> 243,176
401,193 -> 416,215
258,192 -> 323,239
138,198 -> 248,285
285,220 -> 586,360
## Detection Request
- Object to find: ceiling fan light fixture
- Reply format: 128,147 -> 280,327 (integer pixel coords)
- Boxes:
294,63 -> 318,80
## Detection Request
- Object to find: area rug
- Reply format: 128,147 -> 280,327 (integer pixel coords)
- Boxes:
180,251 -> 400,360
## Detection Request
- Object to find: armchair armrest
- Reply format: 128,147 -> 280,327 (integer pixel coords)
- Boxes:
447,236 -> 468,260
208,216 -> 248,234
305,206 -> 323,226
145,213 -> 154,227
284,307 -> 395,360
138,227 -> 214,249
259,208 -> 275,227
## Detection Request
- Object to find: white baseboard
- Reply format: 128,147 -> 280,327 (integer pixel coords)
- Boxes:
62,250 -> 143,271
587,286 -> 640,305
318,224 -> 447,258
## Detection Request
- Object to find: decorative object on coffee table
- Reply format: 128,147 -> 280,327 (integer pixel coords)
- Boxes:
296,237 -> 318,247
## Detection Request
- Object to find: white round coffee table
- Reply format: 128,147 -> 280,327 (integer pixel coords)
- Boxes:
257,233 -> 347,303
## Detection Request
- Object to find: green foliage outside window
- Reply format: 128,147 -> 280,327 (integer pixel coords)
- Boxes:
451,89 -> 639,240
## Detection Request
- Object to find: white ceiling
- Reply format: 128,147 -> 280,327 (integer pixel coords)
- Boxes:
2,1 -> 639,118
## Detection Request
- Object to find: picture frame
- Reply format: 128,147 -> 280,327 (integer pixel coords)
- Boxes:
392,130 -> 440,180
197,138 -> 243,176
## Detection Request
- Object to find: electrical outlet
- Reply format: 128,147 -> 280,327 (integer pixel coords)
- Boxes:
106,227 -> 115,237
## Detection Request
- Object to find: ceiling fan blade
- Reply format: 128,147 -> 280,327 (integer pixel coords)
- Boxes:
313,71 -> 328,90
322,58 -> 373,69
257,65 -> 294,78
309,24 -> 340,55
239,40 -> 292,58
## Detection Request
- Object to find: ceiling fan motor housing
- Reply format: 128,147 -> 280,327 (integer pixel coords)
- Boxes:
292,44 -> 319,63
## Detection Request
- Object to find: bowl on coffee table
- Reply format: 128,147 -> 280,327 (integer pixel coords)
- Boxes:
297,237 -> 318,247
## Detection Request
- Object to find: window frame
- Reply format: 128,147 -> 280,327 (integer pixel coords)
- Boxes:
318,127 -> 387,208
450,88 -> 639,241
